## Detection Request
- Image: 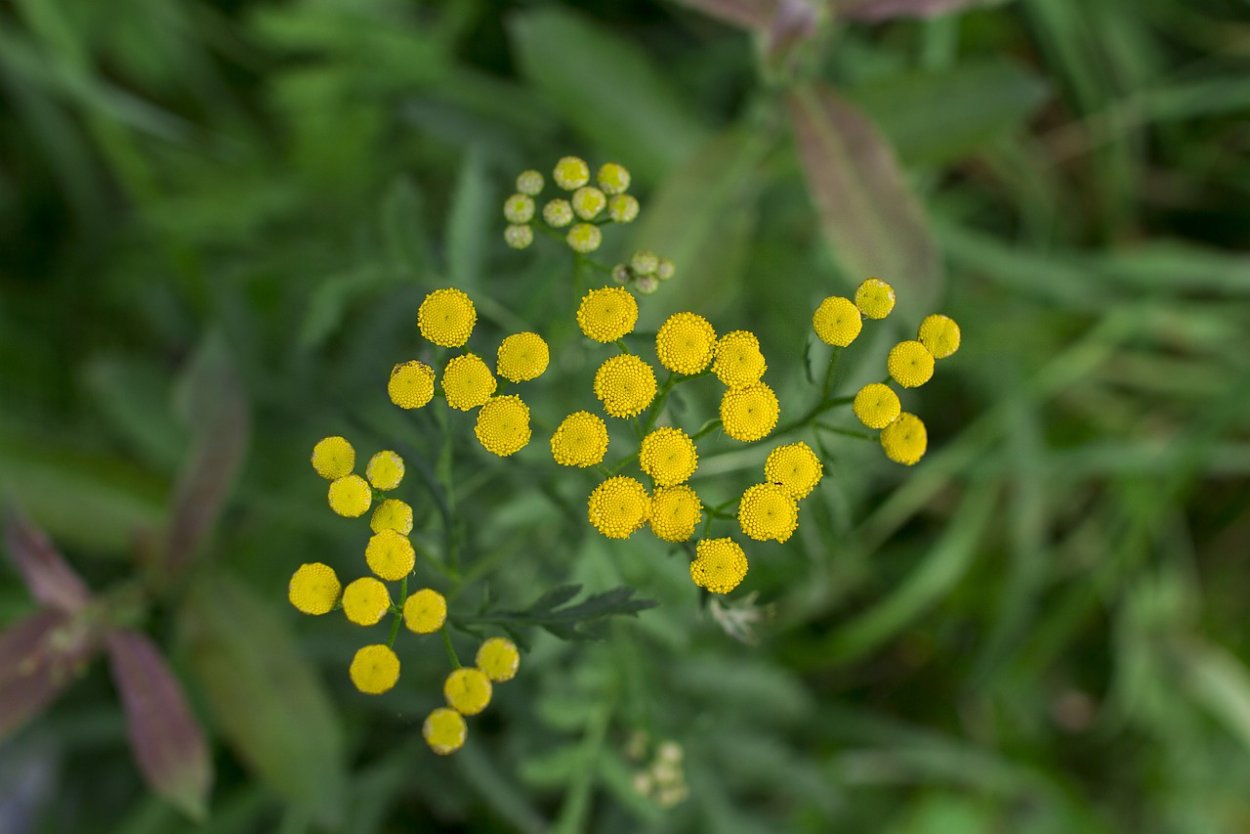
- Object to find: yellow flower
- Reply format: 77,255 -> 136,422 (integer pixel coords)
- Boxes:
442,353 -> 497,411
516,170 -> 544,195
476,637 -> 520,682
567,223 -> 602,253
388,361 -> 435,410
597,162 -> 631,195
609,194 -> 639,223
887,340 -> 934,388
403,588 -> 447,634
720,383 -> 779,442
504,224 -> 533,249
656,312 -> 716,375
649,485 -> 702,543
328,474 -> 372,517
550,411 -> 610,467
593,354 -> 657,418
918,314 -> 961,359
630,250 -> 658,275
588,476 -> 652,539
712,330 -> 767,389
855,278 -> 895,320
342,577 -> 390,626
366,450 -> 404,490
763,442 -> 823,500
639,427 -> 698,486
881,412 -> 927,465
690,538 -> 748,594
553,156 -> 590,190
365,529 -> 415,581
444,667 -> 493,716
811,296 -> 863,347
738,483 -> 799,543
496,332 -> 549,382
543,199 -> 573,227
350,644 -> 400,695
577,287 -> 638,343
418,288 -> 476,348
503,193 -> 534,224
474,395 -> 532,457
288,563 -> 341,615
423,707 -> 467,755
370,498 -> 414,535
572,186 -> 606,220
311,436 -> 355,480
853,383 -> 901,429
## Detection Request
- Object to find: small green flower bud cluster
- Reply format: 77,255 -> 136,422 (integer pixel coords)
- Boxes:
503,156 -> 640,253
609,249 -> 676,294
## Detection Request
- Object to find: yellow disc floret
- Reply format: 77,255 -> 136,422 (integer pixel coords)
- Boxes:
597,162 -> 631,195
496,332 -> 549,383
350,644 -> 400,695
720,383 -> 780,442
503,193 -> 535,224
543,199 -> 573,227
388,361 -> 436,410
587,476 -> 652,539
288,563 -> 341,615
311,436 -> 355,480
853,383 -> 901,429
567,223 -> 602,253
639,427 -> 698,486
366,450 -> 404,490
342,577 -> 390,626
887,340 -> 935,388
881,412 -> 927,465
738,483 -> 799,543
593,354 -> 657,418
442,353 -> 497,411
423,707 -> 467,755
649,485 -> 702,543
763,442 -> 823,500
328,475 -> 372,518
690,538 -> 748,594
812,296 -> 863,347
855,278 -> 896,320
572,186 -> 606,220
712,330 -> 767,389
550,411 -> 610,467
553,156 -> 590,190
656,312 -> 716,375
577,287 -> 638,343
403,588 -> 447,634
474,395 -> 532,457
918,314 -> 961,359
371,498 -> 414,535
444,667 -> 493,716
476,637 -> 520,682
365,529 -> 415,581
418,288 -> 476,348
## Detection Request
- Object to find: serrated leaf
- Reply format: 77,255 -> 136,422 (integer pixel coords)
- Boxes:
3,507 -> 91,613
463,585 -> 657,641
0,609 -> 100,740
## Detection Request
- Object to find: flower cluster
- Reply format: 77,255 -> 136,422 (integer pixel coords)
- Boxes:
425,637 -> 521,755
611,249 -> 676,295
503,157 -> 640,253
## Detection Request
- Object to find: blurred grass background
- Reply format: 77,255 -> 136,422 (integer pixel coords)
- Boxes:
2,0 -> 1250,832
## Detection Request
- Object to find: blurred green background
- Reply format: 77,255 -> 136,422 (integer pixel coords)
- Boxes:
3,0 -> 1250,832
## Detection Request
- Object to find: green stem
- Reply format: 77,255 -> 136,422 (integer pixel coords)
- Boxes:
640,372 -> 676,435
615,339 -> 633,355
815,423 -> 876,441
442,626 -> 462,668
692,418 -> 722,440
821,347 -> 842,401
387,576 -> 408,648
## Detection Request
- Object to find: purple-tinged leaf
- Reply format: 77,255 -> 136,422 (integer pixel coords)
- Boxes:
839,0 -> 992,22
671,0 -> 777,29
0,610 -> 99,740
3,508 -> 91,613
106,630 -> 212,820
787,84 -> 942,318
765,0 -> 820,61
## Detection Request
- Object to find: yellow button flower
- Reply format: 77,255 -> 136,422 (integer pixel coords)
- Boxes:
577,287 -> 638,343
504,224 -> 533,250
423,707 -> 467,755
853,383 -> 901,429
881,412 -> 927,465
476,637 -> 520,682
328,474 -> 372,517
543,199 -> 573,227
763,442 -> 823,500
366,450 -> 404,490
444,667 -> 493,716
649,485 -> 702,543
855,278 -> 895,319
918,314 -> 961,359
567,223 -> 602,253
442,353 -> 497,411
593,354 -> 657,419
690,538 -> 748,594
550,411 -> 610,467
720,383 -> 779,442
418,288 -> 476,348
656,312 -> 716,375
474,395 -> 532,457
608,194 -> 639,223
712,330 -> 767,389
738,483 -> 799,543
553,156 -> 590,190
811,296 -> 863,347
288,563 -> 341,615
639,427 -> 698,486
597,162 -> 631,195
516,170 -> 544,195
887,340 -> 935,388
572,186 -> 606,220
311,436 -> 355,480
365,529 -> 415,581
342,577 -> 390,626
503,193 -> 535,224
496,332 -> 549,382
350,644 -> 400,695
388,360 -> 435,410
588,476 -> 652,539
403,588 -> 447,634
370,498 -> 414,535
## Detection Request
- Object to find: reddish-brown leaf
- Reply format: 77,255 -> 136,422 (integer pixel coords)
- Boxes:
0,610 -> 99,740
107,630 -> 213,820
3,507 -> 91,613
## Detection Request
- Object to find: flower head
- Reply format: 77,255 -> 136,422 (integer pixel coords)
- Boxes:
656,312 -> 716,375
342,577 -> 390,626
543,199 -> 573,227
474,395 -> 532,457
567,223 -> 602,253
855,278 -> 895,320
418,288 -> 476,348
388,361 -> 435,410
350,644 -> 399,695
609,194 -> 639,223
572,186 -> 606,220
712,331 -> 767,389
887,340 -> 934,389
503,193 -> 534,224
690,538 -> 748,594
881,412 -> 927,465
597,162 -> 631,195
630,250 -> 659,276
444,667 -> 493,715
853,383 -> 901,429
365,530 -> 415,581
594,354 -> 657,418
720,383 -> 779,442
366,450 -> 404,490
328,475 -> 372,517
370,498 -> 414,535
442,353 -> 497,411
516,170 -> 544,195
403,588 -> 447,634
656,258 -> 675,281
763,442 -> 823,500
424,707 -> 467,755
577,287 -> 638,343
918,314 -> 961,359
504,224 -> 533,249
649,485 -> 702,543
476,637 -> 520,682
738,483 -> 799,543
551,411 -> 609,467
553,156 -> 590,190
812,296 -> 863,347
639,427 -> 698,486
311,436 -> 355,480
288,563 -> 341,615
496,332 -> 549,382
588,476 -> 652,539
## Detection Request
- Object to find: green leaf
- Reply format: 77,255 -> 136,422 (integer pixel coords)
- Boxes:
298,263 -> 397,350
380,175 -> 432,278
462,584 -> 657,641
446,145 -> 492,291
